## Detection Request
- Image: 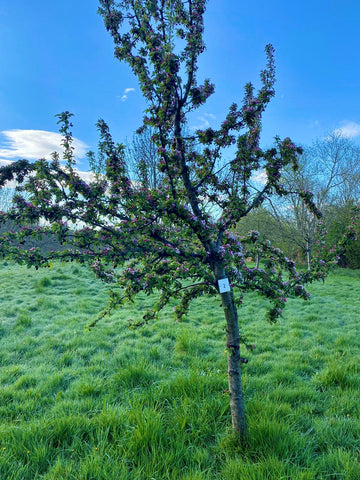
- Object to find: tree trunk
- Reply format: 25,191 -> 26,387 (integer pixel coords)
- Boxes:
215,263 -> 246,441
306,238 -> 311,271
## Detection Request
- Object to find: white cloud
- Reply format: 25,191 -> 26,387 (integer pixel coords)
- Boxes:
0,130 -> 88,161
333,121 -> 360,139
76,170 -> 96,183
190,112 -> 216,130
118,87 -> 136,102
251,170 -> 267,185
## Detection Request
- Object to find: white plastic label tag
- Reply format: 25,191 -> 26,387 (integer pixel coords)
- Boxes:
218,278 -> 230,293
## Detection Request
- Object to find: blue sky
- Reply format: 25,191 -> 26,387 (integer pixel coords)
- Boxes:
1,0 -> 360,170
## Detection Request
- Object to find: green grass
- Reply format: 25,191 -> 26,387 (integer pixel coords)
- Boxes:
0,262 -> 359,479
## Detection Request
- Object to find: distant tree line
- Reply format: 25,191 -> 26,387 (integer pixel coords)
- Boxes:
122,127 -> 360,270
1,130 -> 359,268
118,127 -> 360,270
235,132 -> 360,269
0,189 -> 68,254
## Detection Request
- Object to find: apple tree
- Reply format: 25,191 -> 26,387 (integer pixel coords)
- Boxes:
0,0 -> 357,441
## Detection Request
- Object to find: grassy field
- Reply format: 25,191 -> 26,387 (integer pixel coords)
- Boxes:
0,262 -> 359,479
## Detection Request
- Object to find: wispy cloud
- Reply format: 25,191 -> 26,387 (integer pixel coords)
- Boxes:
0,130 -> 88,161
307,119 -> 320,129
191,113 -> 216,130
333,121 -> 360,139
118,87 -> 136,102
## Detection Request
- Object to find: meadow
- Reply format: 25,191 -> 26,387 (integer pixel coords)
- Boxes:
0,261 -> 359,479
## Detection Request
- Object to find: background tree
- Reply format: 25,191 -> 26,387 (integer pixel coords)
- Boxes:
324,201 -> 360,268
313,132 -> 360,206
0,0 -> 357,441
235,206 -> 293,266
125,126 -> 164,188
